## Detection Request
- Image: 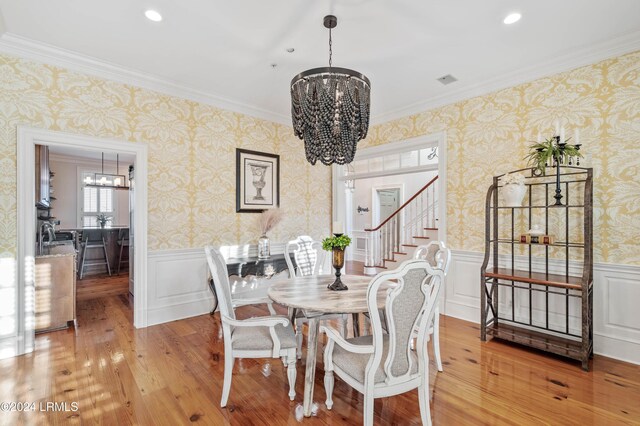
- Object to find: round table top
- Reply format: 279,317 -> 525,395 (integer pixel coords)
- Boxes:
268,274 -> 388,314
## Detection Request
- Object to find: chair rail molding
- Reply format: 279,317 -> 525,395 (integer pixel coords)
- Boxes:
446,249 -> 640,365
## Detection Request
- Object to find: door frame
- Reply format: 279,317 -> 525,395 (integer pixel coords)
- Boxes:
332,131 -> 447,246
15,127 -> 149,356
371,184 -> 404,229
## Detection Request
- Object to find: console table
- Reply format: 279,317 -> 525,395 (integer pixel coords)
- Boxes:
208,253 -> 294,314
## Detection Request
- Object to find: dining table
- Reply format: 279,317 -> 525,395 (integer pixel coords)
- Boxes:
268,274 -> 389,418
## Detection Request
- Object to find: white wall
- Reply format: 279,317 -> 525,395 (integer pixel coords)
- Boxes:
351,170 -> 437,231
49,155 -> 130,229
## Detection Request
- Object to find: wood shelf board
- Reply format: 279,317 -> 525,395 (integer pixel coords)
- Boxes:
492,239 -> 585,248
484,268 -> 583,290
494,205 -> 585,209
487,323 -> 584,360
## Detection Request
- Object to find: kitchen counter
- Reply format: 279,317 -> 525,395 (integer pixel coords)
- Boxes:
35,246 -> 77,332
67,227 -> 129,275
37,243 -> 76,257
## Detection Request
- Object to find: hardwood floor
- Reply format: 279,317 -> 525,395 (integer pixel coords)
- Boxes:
1,291 -> 638,424
76,273 -> 129,301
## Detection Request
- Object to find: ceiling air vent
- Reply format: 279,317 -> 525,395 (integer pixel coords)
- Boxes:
437,74 -> 458,85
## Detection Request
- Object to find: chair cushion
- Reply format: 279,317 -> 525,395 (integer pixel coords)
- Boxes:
331,335 -> 418,384
231,323 -> 296,351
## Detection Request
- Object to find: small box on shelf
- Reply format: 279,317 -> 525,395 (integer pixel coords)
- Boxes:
519,234 -> 555,244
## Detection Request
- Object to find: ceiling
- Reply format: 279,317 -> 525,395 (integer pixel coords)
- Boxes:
1,0 -> 639,124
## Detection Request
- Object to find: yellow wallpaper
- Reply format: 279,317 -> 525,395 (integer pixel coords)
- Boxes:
364,51 -> 640,265
0,54 -> 332,255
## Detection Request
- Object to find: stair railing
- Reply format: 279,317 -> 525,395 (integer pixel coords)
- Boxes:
364,175 -> 438,269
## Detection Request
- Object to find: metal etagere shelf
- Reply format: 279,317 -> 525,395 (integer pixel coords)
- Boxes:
480,165 -> 594,370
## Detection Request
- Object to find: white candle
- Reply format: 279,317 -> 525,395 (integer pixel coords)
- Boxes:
574,128 -> 580,145
554,120 -> 560,136
560,127 -> 565,144
333,221 -> 344,234
537,132 -> 541,143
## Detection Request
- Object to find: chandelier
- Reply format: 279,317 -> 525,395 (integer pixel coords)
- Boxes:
290,15 -> 371,166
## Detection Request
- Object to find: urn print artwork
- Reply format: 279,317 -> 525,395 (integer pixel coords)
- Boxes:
236,149 -> 280,212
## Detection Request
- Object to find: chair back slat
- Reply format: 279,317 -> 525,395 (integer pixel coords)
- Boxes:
414,241 -> 451,275
366,260 -> 443,385
285,236 -> 325,277
205,246 -> 235,320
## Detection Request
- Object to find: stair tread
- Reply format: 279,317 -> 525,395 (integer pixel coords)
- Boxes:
413,236 -> 431,239
402,244 -> 418,247
383,258 -> 396,263
423,227 -> 439,230
392,252 -> 408,255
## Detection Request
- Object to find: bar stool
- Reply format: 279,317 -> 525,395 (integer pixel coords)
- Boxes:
79,230 -> 111,279
117,229 -> 130,274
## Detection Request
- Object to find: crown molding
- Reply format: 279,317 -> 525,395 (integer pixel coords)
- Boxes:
372,30 -> 640,125
0,33 -> 291,125
2,30 -> 639,128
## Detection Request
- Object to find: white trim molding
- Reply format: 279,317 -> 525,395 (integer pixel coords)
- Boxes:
16,127 -> 149,337
0,33 -> 290,125
445,249 -> 640,365
374,30 -> 640,124
333,132 -> 447,249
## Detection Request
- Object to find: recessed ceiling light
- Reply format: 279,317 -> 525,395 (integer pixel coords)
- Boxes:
503,13 -> 521,25
145,9 -> 163,22
286,48 -> 295,53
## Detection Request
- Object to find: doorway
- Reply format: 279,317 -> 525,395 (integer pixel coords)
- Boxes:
15,127 -> 148,357
46,147 -> 134,306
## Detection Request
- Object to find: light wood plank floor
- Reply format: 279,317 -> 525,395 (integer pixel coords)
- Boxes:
76,273 -> 129,301
1,285 -> 638,424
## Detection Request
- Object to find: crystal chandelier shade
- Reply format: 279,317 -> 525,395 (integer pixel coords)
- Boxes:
290,15 -> 371,166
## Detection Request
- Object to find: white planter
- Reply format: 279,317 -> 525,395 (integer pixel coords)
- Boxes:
502,183 -> 526,207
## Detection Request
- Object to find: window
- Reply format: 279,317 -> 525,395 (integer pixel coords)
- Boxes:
80,171 -> 115,227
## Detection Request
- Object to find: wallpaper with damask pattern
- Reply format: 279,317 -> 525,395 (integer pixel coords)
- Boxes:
0,53 -> 331,255
364,50 -> 640,265
1,51 -> 639,265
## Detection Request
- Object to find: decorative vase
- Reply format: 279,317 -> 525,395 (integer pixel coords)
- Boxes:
502,183 -> 526,207
328,248 -> 348,291
258,234 -> 270,259
99,222 -> 106,229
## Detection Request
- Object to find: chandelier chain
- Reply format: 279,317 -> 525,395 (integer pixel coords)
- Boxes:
328,27 -> 332,68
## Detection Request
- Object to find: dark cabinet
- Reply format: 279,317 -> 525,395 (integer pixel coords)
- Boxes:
35,144 -> 50,209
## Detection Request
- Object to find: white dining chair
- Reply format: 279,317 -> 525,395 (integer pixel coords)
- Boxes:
285,236 -> 348,358
322,259 -> 444,425
413,241 -> 451,372
204,245 -> 297,407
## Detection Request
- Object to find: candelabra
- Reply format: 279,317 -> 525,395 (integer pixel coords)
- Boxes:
538,135 -> 582,206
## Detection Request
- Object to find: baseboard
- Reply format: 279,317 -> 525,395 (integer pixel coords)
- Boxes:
146,298 -> 212,327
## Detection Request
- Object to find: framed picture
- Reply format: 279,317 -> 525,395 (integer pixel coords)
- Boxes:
236,148 -> 280,213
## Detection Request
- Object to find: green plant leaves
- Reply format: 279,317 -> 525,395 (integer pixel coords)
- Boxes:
322,234 -> 352,251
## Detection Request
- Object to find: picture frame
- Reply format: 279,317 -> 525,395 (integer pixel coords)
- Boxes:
236,148 -> 280,213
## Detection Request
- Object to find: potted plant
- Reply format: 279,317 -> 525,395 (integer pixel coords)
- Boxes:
322,234 -> 352,291
96,213 -> 111,229
525,137 -> 583,173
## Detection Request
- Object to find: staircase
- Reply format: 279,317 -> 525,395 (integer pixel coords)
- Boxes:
363,176 -> 439,275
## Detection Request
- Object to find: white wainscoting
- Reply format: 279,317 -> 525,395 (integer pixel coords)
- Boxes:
146,243 -> 292,327
445,249 -> 640,365
145,247 -> 639,365
147,248 -> 212,327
